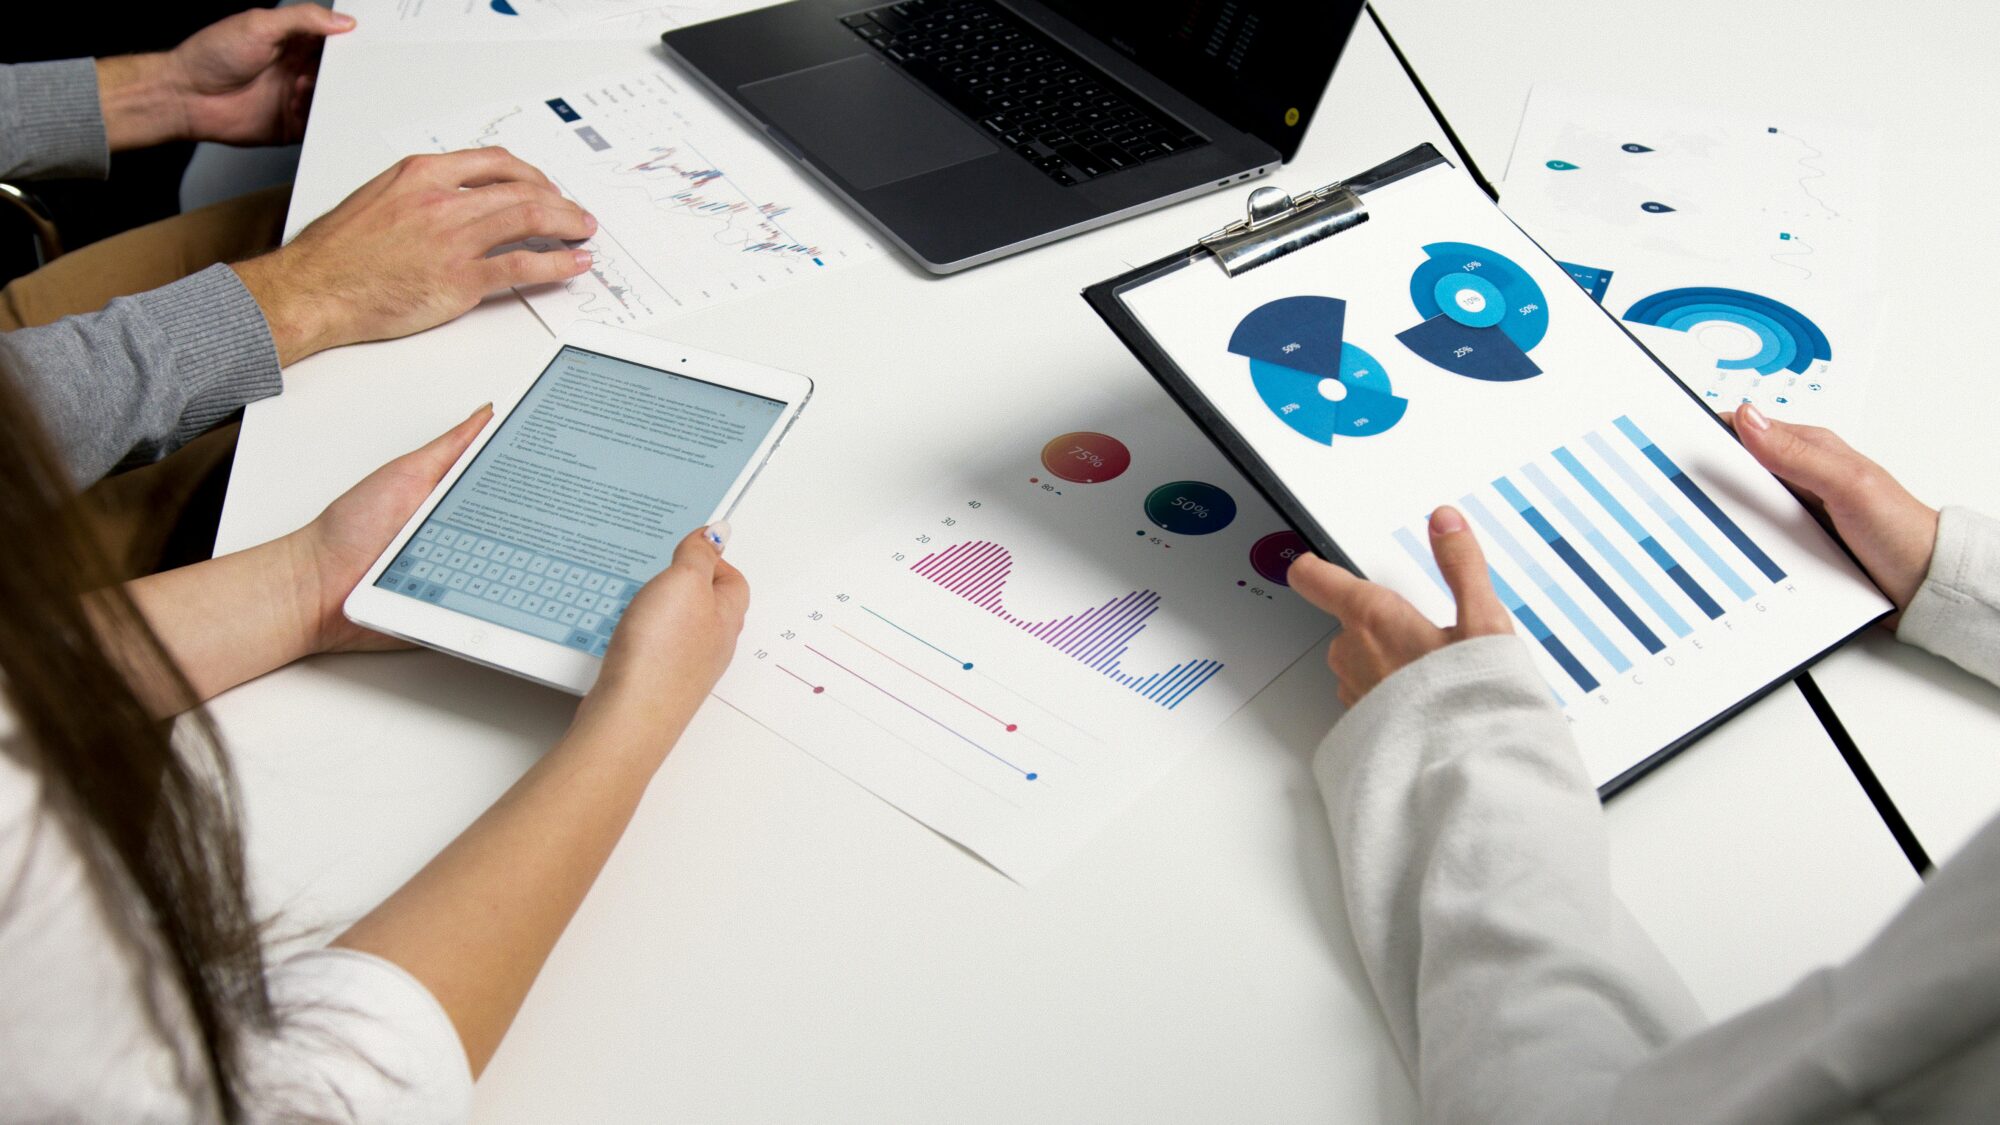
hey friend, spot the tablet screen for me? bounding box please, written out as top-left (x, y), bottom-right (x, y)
top-left (374, 345), bottom-right (788, 655)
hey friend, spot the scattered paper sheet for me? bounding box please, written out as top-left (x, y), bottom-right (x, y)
top-left (337, 0), bottom-right (733, 42)
top-left (1499, 86), bottom-right (1882, 430)
top-left (385, 71), bottom-right (880, 332)
top-left (714, 397), bottom-right (1335, 884)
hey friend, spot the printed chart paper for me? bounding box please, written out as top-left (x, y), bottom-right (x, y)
top-left (714, 399), bottom-right (1336, 884)
top-left (1116, 162), bottom-right (1889, 788)
top-left (386, 71), bottom-right (880, 331)
top-left (1498, 87), bottom-right (1883, 429)
top-left (338, 0), bottom-right (732, 41)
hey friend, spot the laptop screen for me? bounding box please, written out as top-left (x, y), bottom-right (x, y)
top-left (1040, 0), bottom-right (1363, 163)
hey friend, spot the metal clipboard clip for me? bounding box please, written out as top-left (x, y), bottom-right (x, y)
top-left (1197, 182), bottom-right (1368, 277)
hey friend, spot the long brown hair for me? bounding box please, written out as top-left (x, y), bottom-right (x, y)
top-left (0, 351), bottom-right (270, 1117)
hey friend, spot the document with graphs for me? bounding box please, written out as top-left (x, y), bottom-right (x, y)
top-left (1091, 147), bottom-right (1889, 792)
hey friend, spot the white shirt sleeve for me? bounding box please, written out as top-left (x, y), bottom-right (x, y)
top-left (1313, 634), bottom-right (1705, 1125)
top-left (243, 948), bottom-right (473, 1124)
top-left (1314, 506), bottom-right (2000, 1124)
top-left (1898, 506), bottom-right (2000, 684)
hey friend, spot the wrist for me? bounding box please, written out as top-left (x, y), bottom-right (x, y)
top-left (571, 675), bottom-right (703, 763)
top-left (272, 526), bottom-right (339, 660)
top-left (95, 54), bottom-right (190, 151)
top-left (233, 251), bottom-right (336, 365)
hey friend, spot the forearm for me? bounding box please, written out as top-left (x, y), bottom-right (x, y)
top-left (332, 696), bottom-right (699, 1075)
top-left (115, 535), bottom-right (318, 714)
top-left (94, 54), bottom-right (189, 152)
top-left (1317, 636), bottom-right (1704, 1124)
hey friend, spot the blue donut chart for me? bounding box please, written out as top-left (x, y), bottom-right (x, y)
top-left (1229, 296), bottom-right (1408, 443)
top-left (1622, 287), bottom-right (1830, 376)
top-left (1398, 242), bottom-right (1549, 381)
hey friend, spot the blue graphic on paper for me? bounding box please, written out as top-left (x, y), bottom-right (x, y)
top-left (1622, 287), bottom-right (1831, 376)
top-left (1558, 261), bottom-right (1614, 303)
top-left (1396, 242), bottom-right (1549, 381)
top-left (1229, 296), bottom-right (1408, 442)
top-left (1641, 201), bottom-right (1676, 213)
top-left (1622, 142), bottom-right (1654, 153)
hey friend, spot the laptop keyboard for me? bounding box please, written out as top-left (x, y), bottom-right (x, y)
top-left (382, 522), bottom-right (635, 656)
top-left (841, 0), bottom-right (1207, 186)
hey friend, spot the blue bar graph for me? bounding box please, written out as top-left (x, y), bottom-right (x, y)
top-left (1585, 431), bottom-right (1755, 600)
top-left (1615, 416), bottom-right (1788, 583)
top-left (1462, 493), bottom-right (1631, 674)
top-left (1395, 527), bottom-right (1589, 694)
top-left (1521, 462), bottom-right (1691, 638)
top-left (1389, 416), bottom-right (1789, 709)
top-left (1494, 475), bottom-right (1664, 654)
top-left (1553, 446), bottom-right (1724, 620)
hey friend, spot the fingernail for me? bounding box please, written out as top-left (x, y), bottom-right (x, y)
top-left (475, 400), bottom-right (494, 415)
top-left (1738, 403), bottom-right (1771, 432)
top-left (334, 12), bottom-right (356, 28)
top-left (584, 211), bottom-right (598, 232)
top-left (705, 520), bottom-right (732, 553)
top-left (1429, 506), bottom-right (1467, 536)
top-left (572, 249), bottom-right (593, 269)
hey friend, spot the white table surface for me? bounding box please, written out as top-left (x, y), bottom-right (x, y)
top-left (208, 4), bottom-right (1959, 1118)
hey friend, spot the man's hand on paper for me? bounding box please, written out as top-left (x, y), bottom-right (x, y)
top-left (233, 147), bottom-right (598, 365)
top-left (1290, 506), bottom-right (1515, 707)
top-left (1730, 405), bottom-right (1939, 624)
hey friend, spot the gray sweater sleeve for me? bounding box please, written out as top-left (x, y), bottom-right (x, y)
top-left (1316, 507), bottom-right (2000, 1124)
top-left (0, 264), bottom-right (282, 485)
top-left (0, 60), bottom-right (110, 180)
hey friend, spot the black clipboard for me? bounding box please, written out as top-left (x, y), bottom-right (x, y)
top-left (1079, 143), bottom-right (1890, 798)
top-left (1082, 144), bottom-right (1451, 578)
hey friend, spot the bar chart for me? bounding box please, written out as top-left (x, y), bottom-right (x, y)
top-left (1396, 414), bottom-right (1791, 701)
top-left (909, 540), bottom-right (1225, 710)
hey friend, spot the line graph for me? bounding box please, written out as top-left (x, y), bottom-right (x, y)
top-left (384, 70), bottom-right (878, 331)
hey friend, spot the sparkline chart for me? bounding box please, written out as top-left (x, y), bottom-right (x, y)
top-left (713, 405), bottom-right (1334, 882)
top-left (386, 71), bottom-right (879, 330)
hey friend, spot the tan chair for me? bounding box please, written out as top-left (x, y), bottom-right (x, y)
top-left (0, 180), bottom-right (64, 267)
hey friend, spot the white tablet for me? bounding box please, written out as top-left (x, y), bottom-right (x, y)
top-left (344, 322), bottom-right (812, 694)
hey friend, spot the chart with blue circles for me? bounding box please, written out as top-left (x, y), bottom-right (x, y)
top-left (1396, 242), bottom-right (1551, 382)
top-left (1227, 295), bottom-right (1410, 443)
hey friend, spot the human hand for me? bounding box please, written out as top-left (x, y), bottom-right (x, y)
top-left (1731, 404), bottom-right (1938, 622)
top-left (1289, 506), bottom-right (1513, 707)
top-left (232, 148), bottom-right (596, 364)
top-left (96, 5), bottom-right (356, 151)
top-left (575, 526), bottom-right (751, 736)
top-left (283, 404), bottom-right (494, 654)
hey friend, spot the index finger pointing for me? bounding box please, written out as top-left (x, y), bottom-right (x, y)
top-left (1287, 553), bottom-right (1372, 619)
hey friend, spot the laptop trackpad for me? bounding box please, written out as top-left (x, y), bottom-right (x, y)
top-left (739, 55), bottom-right (995, 191)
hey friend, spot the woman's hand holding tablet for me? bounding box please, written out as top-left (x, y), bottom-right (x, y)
top-left (342, 323), bottom-right (813, 694)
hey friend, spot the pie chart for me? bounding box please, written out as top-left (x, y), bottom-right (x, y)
top-left (1227, 295), bottom-right (1408, 443)
top-left (1396, 242), bottom-right (1548, 381)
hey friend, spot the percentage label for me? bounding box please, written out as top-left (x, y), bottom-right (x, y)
top-left (1039, 431), bottom-right (1132, 484)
